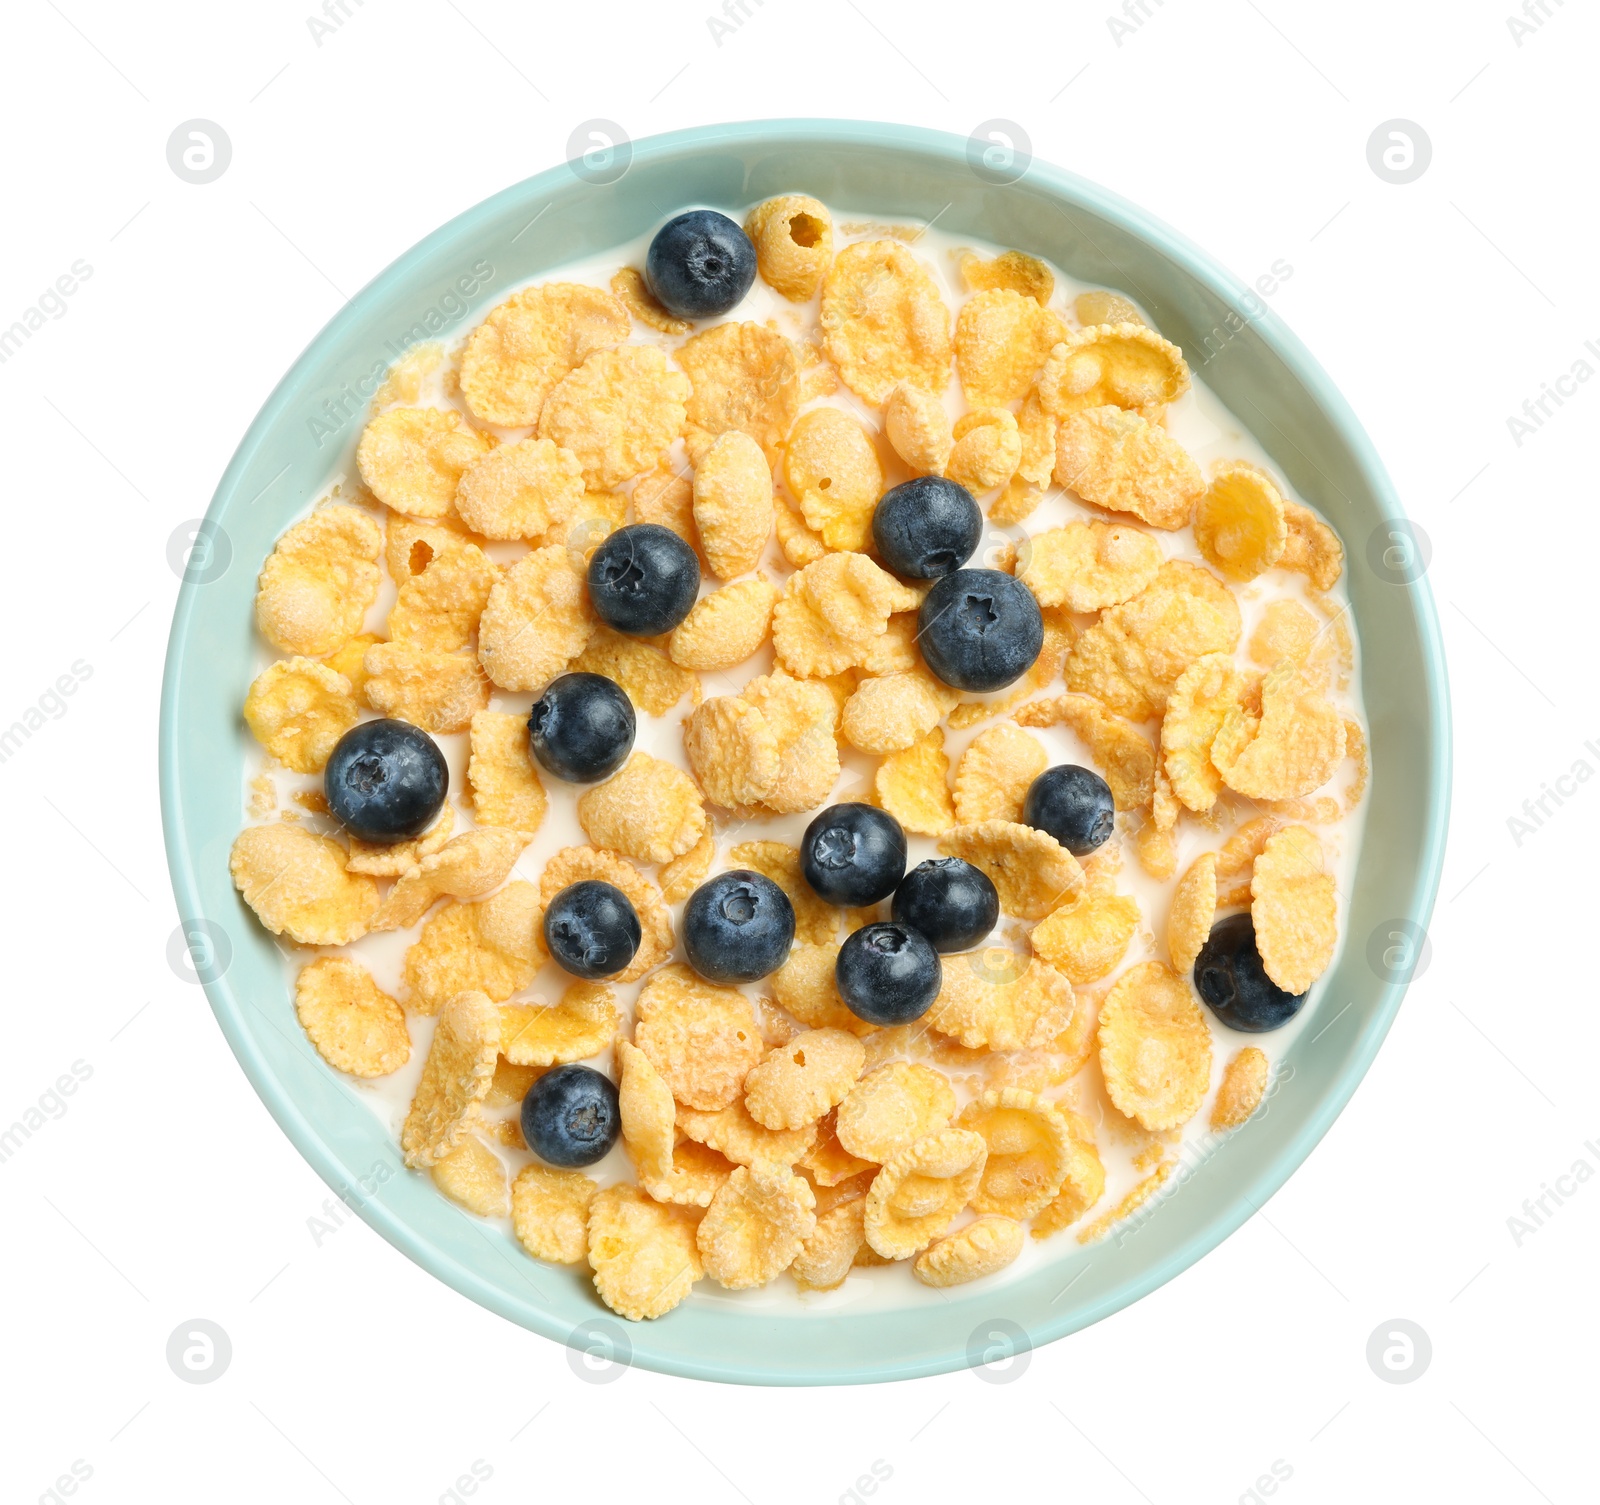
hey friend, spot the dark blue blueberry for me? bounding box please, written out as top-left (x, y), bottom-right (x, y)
top-left (683, 870), bottom-right (795, 984)
top-left (587, 523), bottom-right (701, 636)
top-left (891, 857), bottom-right (999, 954)
top-left (323, 718), bottom-right (447, 843)
top-left (521, 1064), bottom-right (620, 1168)
top-left (528, 672), bottom-right (635, 783)
top-left (871, 476), bottom-right (982, 580)
top-left (917, 568), bottom-right (1044, 692)
top-left (543, 880), bottom-right (641, 980)
top-left (836, 922), bottom-right (942, 1025)
top-left (801, 804), bottom-right (907, 908)
top-left (645, 210), bottom-right (756, 320)
top-left (1194, 913), bottom-right (1308, 1033)
top-left (1023, 765), bottom-right (1116, 856)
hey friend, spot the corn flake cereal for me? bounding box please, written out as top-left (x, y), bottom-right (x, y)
top-left (938, 820), bottom-right (1083, 921)
top-left (634, 964), bottom-right (762, 1111)
top-left (775, 493), bottom-right (827, 568)
top-left (669, 578), bottom-right (777, 672)
top-left (783, 406), bottom-right (883, 552)
top-left (230, 822), bottom-right (378, 946)
top-left (843, 669), bottom-right (959, 755)
top-left (659, 830), bottom-right (715, 904)
top-left (698, 1162), bottom-right (816, 1289)
top-left (744, 1029), bottom-right (866, 1131)
top-left (1168, 852), bottom-right (1217, 975)
top-left (883, 380), bottom-right (953, 475)
top-left (729, 841), bottom-right (838, 946)
top-left (386, 541), bottom-right (499, 653)
top-left (347, 808), bottom-right (455, 878)
top-left (537, 846), bottom-right (672, 983)
top-left (875, 729), bottom-right (956, 835)
top-left (772, 552), bottom-right (916, 678)
top-left (820, 239), bottom-right (952, 404)
top-left (632, 465), bottom-right (702, 561)
top-left (792, 1198), bottom-right (867, 1290)
top-left (864, 1128), bottom-right (986, 1259)
top-left (1249, 598), bottom-right (1321, 670)
top-left (256, 505), bottom-right (382, 657)
top-left (1250, 826), bottom-right (1336, 994)
top-left (467, 710), bottom-right (547, 833)
top-left (914, 1214), bottom-right (1024, 1287)
top-left (956, 1087), bottom-right (1076, 1220)
top-left (676, 1099), bottom-right (818, 1168)
top-left (1054, 405), bottom-right (1204, 530)
top-left (616, 1037), bottom-right (676, 1179)
top-left (356, 406), bottom-right (491, 520)
top-left (459, 281), bottom-right (630, 428)
top-left (294, 956), bottom-right (409, 1077)
top-left (1281, 500), bottom-right (1344, 590)
top-left (1160, 653), bottom-right (1247, 812)
top-left (1097, 962), bottom-right (1211, 1131)
top-left (577, 751), bottom-right (706, 863)
top-left (587, 1183), bottom-right (703, 1321)
top-left (683, 695), bottom-right (780, 809)
top-left (1038, 323), bottom-right (1190, 420)
top-left (572, 628), bottom-right (696, 719)
top-left (1031, 888), bottom-right (1139, 984)
top-left (772, 941), bottom-right (865, 1035)
top-left (243, 658), bottom-right (359, 773)
top-left (955, 289), bottom-right (1068, 407)
top-left (800, 1109), bottom-right (877, 1187)
top-left (454, 438), bottom-right (584, 541)
top-left (370, 826), bottom-right (529, 931)
top-left (954, 724), bottom-right (1048, 824)
top-left (1212, 662), bottom-right (1346, 801)
top-left (402, 884), bottom-right (541, 1014)
top-left (1212, 1047), bottom-right (1269, 1130)
top-left (689, 429), bottom-right (773, 580)
top-left (1194, 461), bottom-right (1288, 581)
top-left (539, 344), bottom-right (689, 490)
top-left (745, 195), bottom-right (833, 300)
top-left (929, 951), bottom-right (1077, 1052)
top-left (1077, 1160), bottom-right (1173, 1244)
top-left (946, 408), bottom-right (1022, 494)
top-left (502, 979), bottom-right (618, 1067)
top-left (1017, 520), bottom-right (1163, 612)
top-left (1032, 1113), bottom-right (1106, 1237)
top-left (677, 319), bottom-right (800, 464)
top-left (400, 989), bottom-right (500, 1168)
top-left (477, 545), bottom-right (595, 693)
top-left (512, 1164), bottom-right (597, 1264)
top-left (960, 249), bottom-right (1053, 304)
top-left (363, 641), bottom-right (490, 733)
top-left (610, 266), bottom-right (691, 335)
top-left (431, 1134), bottom-right (510, 1218)
top-left (738, 672), bottom-right (841, 815)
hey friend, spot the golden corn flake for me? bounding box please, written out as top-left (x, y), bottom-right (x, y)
top-left (1031, 888), bottom-right (1139, 984)
top-left (883, 380), bottom-right (953, 476)
top-left (1281, 500), bottom-right (1344, 590)
top-left (571, 628), bottom-right (695, 720)
top-left (820, 239), bottom-right (952, 404)
top-left (486, 1053), bottom-right (539, 1108)
top-left (386, 541), bottom-right (499, 653)
top-left (1018, 520), bottom-right (1163, 613)
top-left (1212, 662), bottom-right (1346, 801)
top-left (476, 545), bottom-right (595, 693)
top-left (363, 641), bottom-right (490, 734)
top-left (946, 408), bottom-right (1022, 494)
top-left (1074, 290), bottom-right (1142, 326)
top-left (955, 289), bottom-right (1068, 408)
top-left (772, 941), bottom-right (864, 1035)
top-left (1135, 820), bottom-right (1179, 881)
top-left (800, 1108), bottom-right (877, 1187)
top-left (1064, 560), bottom-right (1242, 722)
top-left (1160, 652), bottom-right (1247, 812)
top-left (729, 840), bottom-right (838, 946)
top-left (659, 830), bottom-right (715, 904)
top-left (512, 1164), bottom-right (597, 1264)
top-left (369, 826), bottom-right (530, 931)
top-left (855, 612), bottom-right (919, 677)
top-left (356, 407), bottom-right (491, 521)
top-left (1037, 323), bottom-right (1190, 420)
top-left (1248, 599), bottom-right (1321, 671)
top-left (322, 632), bottom-right (382, 706)
top-left (691, 429), bottom-right (774, 580)
top-left (677, 319), bottom-right (800, 463)
top-left (1168, 852), bottom-right (1217, 975)
top-left (537, 846), bottom-right (672, 983)
top-left (698, 1161), bottom-right (816, 1290)
top-left (775, 492), bottom-right (827, 568)
top-left (587, 1183), bottom-right (703, 1321)
top-left (632, 465), bottom-right (701, 562)
top-left (657, 1140), bottom-right (738, 1210)
top-left (938, 821), bottom-right (1083, 921)
top-left (454, 438), bottom-right (583, 541)
top-left (467, 710), bottom-right (547, 833)
top-left (792, 1198), bottom-right (867, 1291)
top-left (502, 979), bottom-right (618, 1067)
top-left (615, 1037), bottom-right (675, 1180)
top-left (431, 1134), bottom-right (510, 1218)
top-left (1194, 462), bottom-right (1288, 582)
top-left (402, 883), bottom-right (542, 1014)
top-left (256, 505), bottom-right (382, 658)
top-left (346, 806), bottom-right (454, 877)
top-left (746, 195), bottom-right (834, 301)
top-left (230, 821), bottom-right (378, 946)
top-left (1014, 694), bottom-right (1156, 811)
top-left (294, 956), bottom-right (409, 1077)
top-left (1251, 825), bottom-right (1336, 994)
top-left (1217, 816), bottom-right (1282, 881)
top-left (1054, 405), bottom-right (1203, 530)
top-left (546, 487), bottom-right (628, 561)
top-left (914, 1214), bottom-right (1024, 1287)
top-left (1097, 961), bottom-right (1211, 1132)
top-left (953, 724), bottom-right (1048, 825)
top-left (634, 964), bottom-right (762, 1111)
top-left (875, 729), bottom-right (955, 836)
top-left (577, 751), bottom-right (706, 864)
top-left (772, 551), bottom-right (916, 678)
top-left (243, 658), bottom-right (359, 774)
top-left (400, 989), bottom-right (500, 1168)
top-left (540, 344), bottom-right (690, 490)
top-left (929, 951), bottom-right (1077, 1052)
top-left (459, 281), bottom-right (630, 428)
top-left (744, 1029), bottom-right (866, 1131)
top-left (1077, 1160), bottom-right (1173, 1245)
top-left (961, 249), bottom-right (1053, 304)
top-left (384, 513), bottom-right (474, 584)
top-left (835, 1062), bottom-right (956, 1163)
top-left (842, 669), bottom-right (959, 756)
top-left (783, 406), bottom-right (883, 552)
top-left (683, 695), bottom-right (780, 809)
top-left (609, 266), bottom-right (691, 335)
top-left (864, 1128), bottom-right (986, 1259)
top-left (1031, 1113), bottom-right (1106, 1237)
top-left (957, 1087), bottom-right (1076, 1220)
top-left (1212, 1046), bottom-right (1269, 1130)
top-left (676, 1098), bottom-right (818, 1168)
top-left (668, 578), bottom-right (776, 673)
top-left (738, 673), bottom-right (842, 817)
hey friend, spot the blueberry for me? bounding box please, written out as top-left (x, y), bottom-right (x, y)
top-left (871, 476), bottom-right (982, 580)
top-left (683, 870), bottom-right (795, 984)
top-left (836, 922), bottom-right (942, 1025)
top-left (543, 880), bottom-right (641, 979)
top-left (521, 1064), bottom-right (620, 1168)
top-left (528, 672), bottom-right (635, 783)
top-left (1023, 765), bottom-right (1116, 856)
top-left (917, 569), bottom-right (1044, 692)
top-left (587, 523), bottom-right (700, 637)
top-left (800, 804), bottom-right (907, 907)
top-left (891, 858), bottom-right (999, 953)
top-left (1194, 913), bottom-right (1308, 1033)
top-left (323, 718), bottom-right (447, 843)
top-left (645, 210), bottom-right (757, 320)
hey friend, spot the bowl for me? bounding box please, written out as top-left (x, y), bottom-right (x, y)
top-left (160, 119), bottom-right (1450, 1385)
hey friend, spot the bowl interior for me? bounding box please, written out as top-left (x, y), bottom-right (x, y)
top-left (161, 120), bottom-right (1448, 1385)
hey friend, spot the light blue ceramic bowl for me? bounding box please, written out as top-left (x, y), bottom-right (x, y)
top-left (160, 120), bottom-right (1449, 1385)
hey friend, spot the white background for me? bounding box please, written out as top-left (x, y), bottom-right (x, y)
top-left (2, 1), bottom-right (1594, 1501)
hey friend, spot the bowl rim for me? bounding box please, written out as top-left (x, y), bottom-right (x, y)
top-left (161, 118), bottom-right (1451, 1385)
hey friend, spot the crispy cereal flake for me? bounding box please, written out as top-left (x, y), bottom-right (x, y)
top-left (676, 1099), bottom-right (818, 1167)
top-left (400, 989), bottom-right (500, 1168)
top-left (938, 821), bottom-right (1083, 921)
top-left (363, 641), bottom-right (490, 733)
top-left (820, 239), bottom-right (952, 404)
top-left (864, 1129), bottom-right (986, 1259)
top-left (1161, 652), bottom-right (1247, 812)
top-left (659, 830), bottom-right (715, 903)
top-left (632, 465), bottom-right (701, 561)
top-left (356, 406), bottom-right (491, 520)
top-left (946, 408), bottom-right (1022, 494)
top-left (772, 941), bottom-right (864, 1035)
top-left (739, 672), bottom-right (842, 815)
top-left (573, 626), bottom-right (698, 717)
top-left (431, 1135), bottom-right (510, 1218)
top-left (230, 822), bottom-right (378, 946)
top-left (1037, 323), bottom-right (1190, 420)
top-left (842, 669), bottom-right (959, 755)
top-left (1015, 694), bottom-right (1156, 811)
top-left (1212, 1047), bottom-right (1269, 1130)
top-left (883, 380), bottom-right (953, 476)
top-left (745, 196), bottom-right (833, 301)
top-left (1250, 825), bottom-right (1336, 994)
top-left (386, 541), bottom-right (499, 652)
top-left (953, 724), bottom-right (1048, 824)
top-left (875, 729), bottom-right (956, 835)
top-left (928, 952), bottom-right (1076, 1051)
top-left (1194, 462), bottom-right (1288, 581)
top-left (669, 577), bottom-right (778, 672)
top-left (683, 695), bottom-right (780, 809)
top-left (610, 266), bottom-right (691, 335)
top-left (772, 552), bottom-right (917, 678)
top-left (369, 826), bottom-right (529, 931)
top-left (634, 964), bottom-right (762, 1111)
top-left (243, 658), bottom-right (359, 773)
top-left (402, 883), bottom-right (541, 1015)
top-left (1054, 405), bottom-right (1204, 530)
top-left (955, 289), bottom-right (1068, 407)
top-left (1212, 662), bottom-right (1346, 801)
top-left (512, 1164), bottom-right (597, 1264)
top-left (1167, 852), bottom-right (1217, 974)
top-left (1017, 520), bottom-right (1163, 613)
top-left (961, 249), bottom-right (1053, 304)
top-left (1097, 962), bottom-right (1211, 1132)
top-left (792, 1198), bottom-right (867, 1291)
top-left (677, 319), bottom-right (799, 463)
top-left (501, 979), bottom-right (618, 1067)
top-left (914, 1215), bottom-right (1024, 1287)
top-left (477, 545), bottom-right (595, 693)
top-left (698, 1162), bottom-right (816, 1290)
top-left (578, 751), bottom-right (706, 863)
top-left (467, 710), bottom-right (547, 833)
top-left (955, 1087), bottom-right (1076, 1220)
top-left (1281, 500), bottom-right (1344, 590)
top-left (587, 1184), bottom-right (703, 1321)
top-left (539, 344), bottom-right (689, 490)
top-left (1031, 888), bottom-right (1139, 984)
top-left (744, 1029), bottom-right (866, 1131)
top-left (783, 406), bottom-right (883, 552)
top-left (692, 429), bottom-right (774, 579)
top-left (294, 956), bottom-right (409, 1077)
top-left (454, 438), bottom-right (584, 541)
top-left (835, 1062), bottom-right (957, 1164)
top-left (256, 506), bottom-right (382, 658)
top-left (1031, 1112), bottom-right (1106, 1237)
